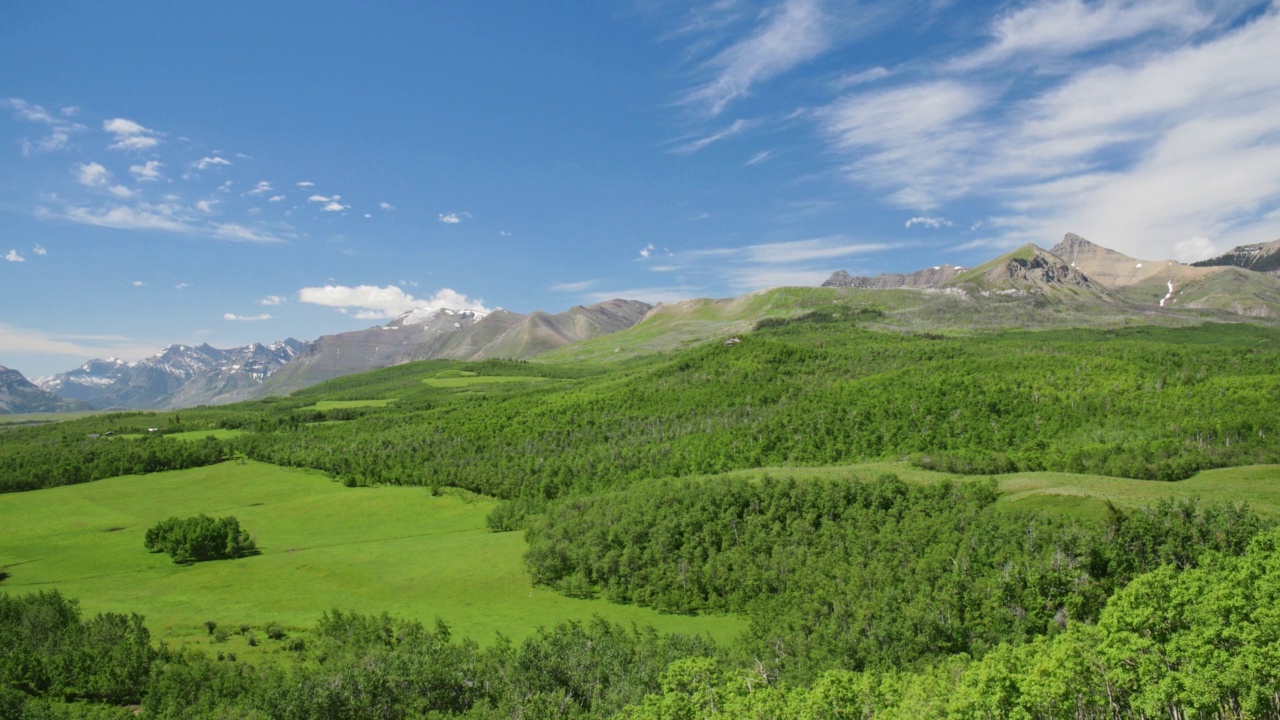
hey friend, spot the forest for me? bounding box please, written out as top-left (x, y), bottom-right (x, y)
top-left (3, 315), bottom-right (1280, 717)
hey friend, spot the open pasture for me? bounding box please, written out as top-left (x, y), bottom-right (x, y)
top-left (0, 461), bottom-right (743, 651)
top-left (690, 461), bottom-right (1280, 521)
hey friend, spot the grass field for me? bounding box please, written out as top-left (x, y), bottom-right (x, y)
top-left (164, 428), bottom-right (247, 441)
top-left (305, 399), bottom-right (397, 410)
top-left (0, 461), bottom-right (743, 656)
top-left (689, 461), bottom-right (1280, 521)
top-left (421, 375), bottom-right (549, 388)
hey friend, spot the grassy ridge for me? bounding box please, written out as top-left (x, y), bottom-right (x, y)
top-left (0, 461), bottom-right (743, 654)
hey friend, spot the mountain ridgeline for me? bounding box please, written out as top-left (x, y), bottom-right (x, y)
top-left (12, 233), bottom-right (1280, 414)
top-left (826, 232), bottom-right (1280, 316)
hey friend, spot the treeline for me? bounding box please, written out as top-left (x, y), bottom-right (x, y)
top-left (618, 525), bottom-right (1280, 720)
top-left (525, 474), bottom-right (1269, 681)
top-left (2, 593), bottom-right (717, 720)
top-left (0, 592), bottom-right (152, 710)
top-left (0, 431), bottom-right (227, 494)
top-left (144, 514), bottom-right (257, 564)
top-left (6, 322), bottom-right (1280, 499)
top-left (6, 522), bottom-right (1280, 719)
top-left (229, 322), bottom-right (1280, 503)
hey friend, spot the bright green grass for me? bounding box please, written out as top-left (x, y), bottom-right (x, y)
top-left (163, 428), bottom-right (246, 441)
top-left (306, 399), bottom-right (397, 410)
top-left (0, 462), bottom-right (742, 654)
top-left (421, 375), bottom-right (549, 388)
top-left (688, 461), bottom-right (1280, 522)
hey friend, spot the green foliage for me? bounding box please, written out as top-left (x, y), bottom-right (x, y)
top-left (218, 322), bottom-right (1280, 505)
top-left (0, 591), bottom-right (153, 706)
top-left (526, 474), bottom-right (1270, 681)
top-left (619, 525), bottom-right (1280, 720)
top-left (0, 429), bottom-right (227, 494)
top-left (143, 514), bottom-right (257, 564)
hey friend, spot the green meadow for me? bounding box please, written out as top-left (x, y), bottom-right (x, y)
top-left (688, 461), bottom-right (1280, 522)
top-left (421, 375), bottom-right (550, 388)
top-left (0, 461), bottom-right (743, 653)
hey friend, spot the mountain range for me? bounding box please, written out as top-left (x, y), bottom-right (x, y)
top-left (6, 233), bottom-right (1280, 414)
top-left (826, 233), bottom-right (1280, 316)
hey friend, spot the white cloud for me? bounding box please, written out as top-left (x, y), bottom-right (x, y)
top-left (63, 203), bottom-right (193, 233)
top-left (193, 156), bottom-right (231, 170)
top-left (74, 162), bottom-right (110, 187)
top-left (108, 184), bottom-right (135, 199)
top-left (4, 249), bottom-right (24, 263)
top-left (322, 201), bottom-right (348, 212)
top-left (297, 181), bottom-right (315, 188)
top-left (129, 160), bottom-right (163, 181)
top-left (905, 216), bottom-right (953, 229)
top-left (223, 313), bottom-right (273, 321)
top-left (248, 180), bottom-right (273, 195)
top-left (551, 279), bottom-right (599, 292)
top-left (268, 195), bottom-right (285, 202)
top-left (213, 222), bottom-right (281, 243)
top-left (438, 212), bottom-right (469, 224)
top-left (32, 245), bottom-right (47, 256)
top-left (951, 0), bottom-right (1210, 71)
top-left (745, 149), bottom-right (774, 166)
top-left (103, 117), bottom-right (161, 151)
top-left (195, 199), bottom-right (218, 214)
top-left (639, 243), bottom-right (656, 258)
top-left (818, 8), bottom-right (1280, 259)
top-left (833, 66), bottom-right (891, 89)
top-left (308, 194), bottom-right (338, 203)
top-left (259, 295), bottom-right (285, 306)
top-left (298, 285), bottom-right (491, 320)
top-left (0, 322), bottom-right (160, 362)
top-left (6, 98), bottom-right (85, 154)
top-left (131, 280), bottom-right (144, 286)
top-left (671, 118), bottom-right (754, 154)
top-left (584, 286), bottom-right (699, 305)
top-left (379, 201), bottom-right (395, 211)
top-left (742, 237), bottom-right (890, 263)
top-left (683, 0), bottom-right (831, 115)
top-left (175, 282), bottom-right (192, 289)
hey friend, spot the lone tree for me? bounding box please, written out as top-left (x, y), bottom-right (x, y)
top-left (144, 514), bottom-right (257, 564)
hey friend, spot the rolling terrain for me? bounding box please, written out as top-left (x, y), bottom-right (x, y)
top-left (5, 237), bottom-right (1280, 718)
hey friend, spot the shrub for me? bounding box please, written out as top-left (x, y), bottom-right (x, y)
top-left (265, 622), bottom-right (286, 640)
top-left (202, 620), bottom-right (217, 636)
top-left (143, 515), bottom-right (256, 564)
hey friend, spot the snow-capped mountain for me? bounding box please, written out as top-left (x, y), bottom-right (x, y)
top-left (0, 365), bottom-right (90, 414)
top-left (37, 339), bottom-right (305, 410)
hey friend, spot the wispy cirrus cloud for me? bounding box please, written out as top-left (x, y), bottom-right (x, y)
top-left (682, 0), bottom-right (832, 116)
top-left (626, 235), bottom-right (891, 295)
top-left (0, 322), bottom-right (161, 363)
top-left (223, 313), bottom-right (272, 321)
top-left (551, 279), bottom-right (598, 292)
top-left (905, 216), bottom-right (952, 229)
top-left (298, 285), bottom-right (490, 320)
top-left (818, 3), bottom-right (1280, 260)
top-left (670, 118), bottom-right (755, 153)
top-left (949, 0), bottom-right (1212, 71)
top-left (213, 222), bottom-right (282, 243)
top-left (4, 98), bottom-right (85, 154)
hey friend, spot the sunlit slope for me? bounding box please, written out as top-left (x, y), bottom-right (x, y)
top-left (0, 461), bottom-right (743, 647)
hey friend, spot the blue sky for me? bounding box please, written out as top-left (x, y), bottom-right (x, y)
top-left (3, 0), bottom-right (1279, 377)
